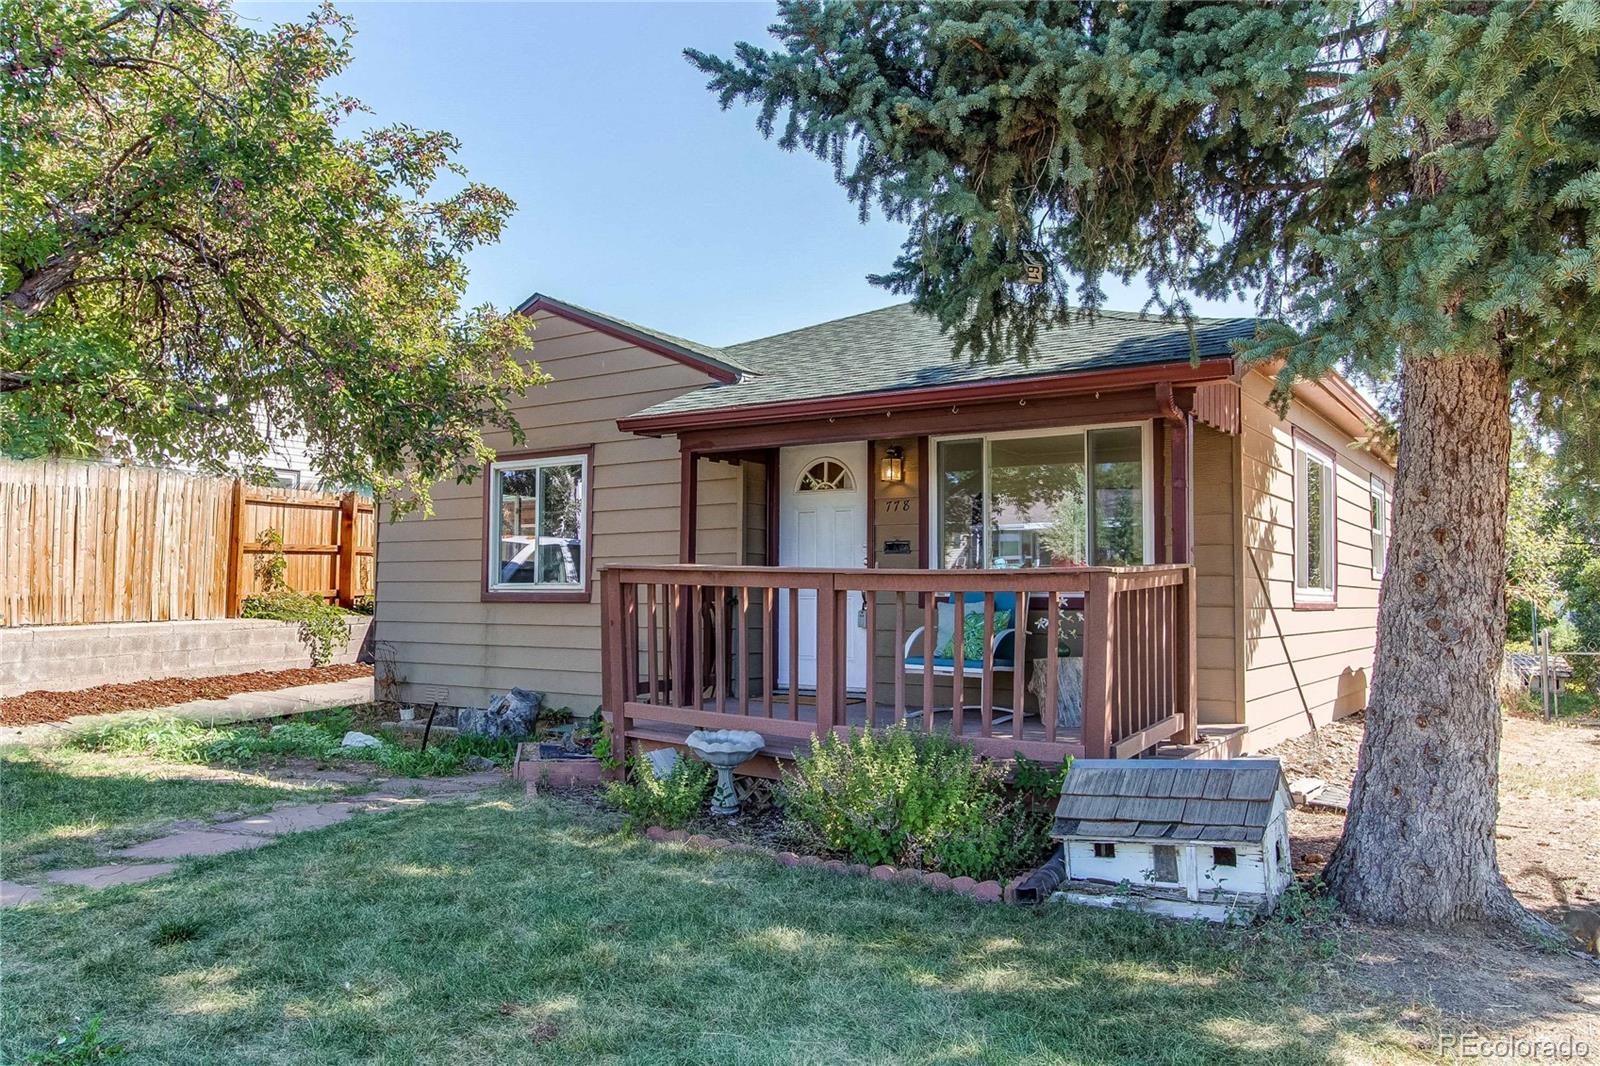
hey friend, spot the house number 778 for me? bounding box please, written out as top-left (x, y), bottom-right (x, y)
top-left (881, 499), bottom-right (913, 512)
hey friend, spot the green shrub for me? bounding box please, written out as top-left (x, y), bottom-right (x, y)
top-left (240, 528), bottom-right (351, 665)
top-left (69, 717), bottom-right (215, 762)
top-left (603, 752), bottom-right (713, 830)
top-left (445, 733), bottom-right (519, 767)
top-left (780, 727), bottom-right (1054, 881)
top-left (373, 744), bottom-right (464, 777)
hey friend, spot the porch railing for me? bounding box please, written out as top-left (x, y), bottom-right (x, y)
top-left (599, 564), bottom-right (1196, 765)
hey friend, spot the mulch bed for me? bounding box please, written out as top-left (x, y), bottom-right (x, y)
top-left (0, 664), bottom-right (374, 727)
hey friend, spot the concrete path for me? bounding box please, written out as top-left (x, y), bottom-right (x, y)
top-left (2, 770), bottom-right (502, 909)
top-left (0, 676), bottom-right (374, 748)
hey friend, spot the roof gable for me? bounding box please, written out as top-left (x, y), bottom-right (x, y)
top-left (516, 293), bottom-right (747, 384)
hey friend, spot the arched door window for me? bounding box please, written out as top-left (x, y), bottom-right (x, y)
top-left (797, 458), bottom-right (855, 493)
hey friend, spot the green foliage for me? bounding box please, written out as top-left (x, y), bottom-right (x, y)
top-left (445, 732), bottom-right (518, 768)
top-left (691, 3), bottom-right (1600, 394)
top-left (1506, 430), bottom-right (1573, 641)
top-left (67, 709), bottom-right (467, 777)
top-left (780, 727), bottom-right (1054, 880)
top-left (1, 1), bottom-right (538, 514)
top-left (240, 528), bottom-right (351, 666)
top-left (603, 752), bottom-right (713, 830)
top-left (25, 1015), bottom-right (124, 1064)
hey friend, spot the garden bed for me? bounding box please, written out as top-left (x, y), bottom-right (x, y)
top-left (0, 664), bottom-right (373, 726)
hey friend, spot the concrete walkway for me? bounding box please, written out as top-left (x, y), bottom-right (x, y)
top-left (0, 676), bottom-right (375, 748)
top-left (0, 769), bottom-right (502, 908)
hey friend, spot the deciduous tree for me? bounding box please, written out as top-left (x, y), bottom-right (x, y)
top-left (2, 0), bottom-right (537, 511)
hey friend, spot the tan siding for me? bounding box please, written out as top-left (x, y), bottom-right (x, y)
top-left (1238, 369), bottom-right (1395, 750)
top-left (1191, 424), bottom-right (1241, 725)
top-left (374, 310), bottom-right (727, 711)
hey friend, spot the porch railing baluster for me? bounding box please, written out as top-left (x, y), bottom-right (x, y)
top-left (951, 599), bottom-right (964, 739)
top-left (690, 584), bottom-right (703, 711)
top-left (1011, 589), bottom-right (1028, 740)
top-left (894, 591), bottom-right (907, 725)
top-left (921, 594), bottom-right (935, 734)
top-left (980, 592), bottom-right (995, 737)
top-left (1043, 591), bottom-right (1059, 744)
top-left (645, 582), bottom-right (659, 705)
top-left (863, 592), bottom-right (877, 728)
top-left (762, 586), bottom-right (775, 719)
top-left (738, 586), bottom-right (751, 717)
top-left (714, 584), bottom-right (727, 712)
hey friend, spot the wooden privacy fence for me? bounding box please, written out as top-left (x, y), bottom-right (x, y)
top-left (0, 460), bottom-right (374, 627)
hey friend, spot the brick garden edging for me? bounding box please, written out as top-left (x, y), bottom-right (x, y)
top-left (642, 826), bottom-right (1010, 904)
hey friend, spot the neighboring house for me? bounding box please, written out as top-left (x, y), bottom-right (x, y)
top-left (375, 294), bottom-right (1395, 765)
top-left (1051, 759), bottom-right (1295, 921)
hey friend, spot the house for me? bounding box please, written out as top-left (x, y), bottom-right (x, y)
top-left (374, 293), bottom-right (1395, 768)
top-left (1050, 758), bottom-right (1295, 921)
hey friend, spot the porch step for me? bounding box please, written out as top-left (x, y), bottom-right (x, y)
top-left (1148, 725), bottom-right (1247, 761)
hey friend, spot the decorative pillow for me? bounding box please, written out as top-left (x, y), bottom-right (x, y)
top-left (934, 609), bottom-right (1012, 662)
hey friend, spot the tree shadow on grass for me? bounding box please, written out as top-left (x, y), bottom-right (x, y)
top-left (2, 793), bottom-right (1434, 1065)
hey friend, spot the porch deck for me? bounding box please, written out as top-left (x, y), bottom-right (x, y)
top-left (601, 564), bottom-right (1196, 767)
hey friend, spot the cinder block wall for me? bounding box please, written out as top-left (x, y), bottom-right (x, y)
top-left (0, 618), bottom-right (372, 698)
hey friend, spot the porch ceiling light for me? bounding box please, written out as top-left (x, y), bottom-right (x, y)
top-left (880, 445), bottom-right (906, 484)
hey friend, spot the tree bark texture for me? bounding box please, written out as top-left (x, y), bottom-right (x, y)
top-left (1325, 352), bottom-right (1520, 924)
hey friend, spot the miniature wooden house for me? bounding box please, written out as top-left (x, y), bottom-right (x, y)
top-left (1051, 759), bottom-right (1294, 922)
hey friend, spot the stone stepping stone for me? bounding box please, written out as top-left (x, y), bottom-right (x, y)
top-left (211, 802), bottom-right (360, 837)
top-left (1, 881), bottom-right (43, 907)
top-left (113, 829), bottom-right (271, 860)
top-left (45, 863), bottom-right (176, 888)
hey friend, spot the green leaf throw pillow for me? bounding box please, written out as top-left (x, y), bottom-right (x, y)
top-left (934, 609), bottom-right (1012, 663)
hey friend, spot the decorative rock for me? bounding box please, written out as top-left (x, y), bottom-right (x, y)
top-left (949, 876), bottom-right (979, 896)
top-left (457, 687), bottom-right (544, 740)
top-left (663, 830), bottom-right (689, 843)
top-left (924, 872), bottom-right (952, 892)
top-left (687, 834), bottom-right (714, 848)
top-left (974, 880), bottom-right (1004, 903)
top-left (822, 860), bottom-right (848, 874)
top-left (710, 838), bottom-right (732, 849)
top-left (462, 754), bottom-right (498, 771)
top-left (645, 826), bottom-right (669, 841)
top-left (846, 864), bottom-right (870, 878)
top-left (796, 854), bottom-right (823, 868)
top-left (775, 851), bottom-right (801, 867)
top-left (870, 865), bottom-right (897, 882)
top-left (895, 868), bottom-right (923, 884)
top-left (340, 731), bottom-right (382, 749)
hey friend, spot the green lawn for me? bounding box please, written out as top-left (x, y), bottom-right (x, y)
top-left (1, 791), bottom-right (1433, 1065)
top-left (0, 746), bottom-right (360, 874)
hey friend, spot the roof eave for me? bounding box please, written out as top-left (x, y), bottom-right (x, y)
top-left (618, 356), bottom-right (1236, 437)
top-left (516, 293), bottom-right (742, 385)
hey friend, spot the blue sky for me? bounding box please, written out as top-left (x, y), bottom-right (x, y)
top-left (241, 2), bottom-right (1257, 347)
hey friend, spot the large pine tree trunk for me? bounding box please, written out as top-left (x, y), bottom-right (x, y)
top-left (1324, 352), bottom-right (1522, 924)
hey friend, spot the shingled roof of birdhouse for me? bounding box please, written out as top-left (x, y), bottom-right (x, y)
top-left (1052, 759), bottom-right (1289, 843)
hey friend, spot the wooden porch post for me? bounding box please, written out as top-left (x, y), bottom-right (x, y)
top-left (679, 448), bottom-right (698, 564)
top-left (675, 448), bottom-right (698, 702)
top-left (1152, 420), bottom-right (1168, 564)
top-left (1169, 415), bottom-right (1193, 564)
top-left (1176, 564), bottom-right (1198, 745)
top-left (601, 568), bottom-right (630, 777)
top-left (1081, 570), bottom-right (1115, 758)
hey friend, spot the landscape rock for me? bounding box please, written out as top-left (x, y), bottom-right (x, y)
top-left (924, 872), bottom-right (952, 892)
top-left (457, 687), bottom-right (543, 740)
top-left (463, 755), bottom-right (498, 771)
top-left (663, 830), bottom-right (689, 843)
top-left (822, 860), bottom-right (847, 874)
top-left (645, 826), bottom-right (669, 841)
top-left (870, 865), bottom-right (897, 881)
top-left (974, 881), bottom-right (1003, 903)
top-left (775, 851), bottom-right (801, 867)
top-left (846, 864), bottom-right (870, 877)
top-left (949, 876), bottom-right (979, 896)
top-left (340, 731), bottom-right (382, 749)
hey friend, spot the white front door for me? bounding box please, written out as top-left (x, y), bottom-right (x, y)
top-left (778, 443), bottom-right (868, 692)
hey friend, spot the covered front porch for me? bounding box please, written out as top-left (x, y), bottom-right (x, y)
top-left (604, 349), bottom-right (1241, 768)
top-left (600, 562), bottom-right (1196, 769)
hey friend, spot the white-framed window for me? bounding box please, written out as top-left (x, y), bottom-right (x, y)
top-left (1294, 435), bottom-right (1337, 605)
top-left (931, 423), bottom-right (1154, 569)
top-left (1369, 474), bottom-right (1390, 579)
top-left (486, 451), bottom-right (589, 594)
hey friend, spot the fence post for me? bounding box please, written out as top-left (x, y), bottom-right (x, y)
top-left (225, 479), bottom-right (247, 617)
top-left (814, 574), bottom-right (839, 735)
top-left (336, 492), bottom-right (358, 607)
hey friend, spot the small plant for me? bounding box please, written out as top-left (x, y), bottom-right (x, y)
top-left (69, 717), bottom-right (214, 762)
top-left (27, 1015), bottom-right (125, 1063)
top-left (445, 733), bottom-right (519, 767)
top-left (780, 727), bottom-right (1052, 880)
top-left (240, 527), bottom-right (352, 666)
top-left (603, 751), bottom-right (713, 830)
